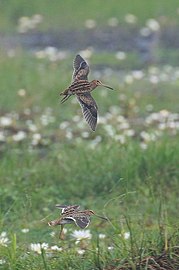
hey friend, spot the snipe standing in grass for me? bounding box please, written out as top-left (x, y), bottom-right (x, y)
top-left (60, 54), bottom-right (114, 131)
top-left (48, 204), bottom-right (107, 239)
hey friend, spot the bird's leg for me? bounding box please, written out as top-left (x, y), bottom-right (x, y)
top-left (59, 224), bottom-right (65, 240)
top-left (61, 95), bottom-right (70, 104)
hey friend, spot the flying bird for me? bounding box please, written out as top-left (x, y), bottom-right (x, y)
top-left (48, 204), bottom-right (107, 239)
top-left (60, 54), bottom-right (114, 131)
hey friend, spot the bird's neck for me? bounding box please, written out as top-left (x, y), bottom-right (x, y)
top-left (90, 80), bottom-right (98, 90)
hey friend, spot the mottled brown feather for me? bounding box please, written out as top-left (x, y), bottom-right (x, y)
top-left (76, 93), bottom-right (98, 131)
top-left (72, 54), bottom-right (89, 81)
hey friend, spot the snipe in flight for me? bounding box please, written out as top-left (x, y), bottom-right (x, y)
top-left (60, 54), bottom-right (114, 131)
top-left (48, 204), bottom-right (107, 239)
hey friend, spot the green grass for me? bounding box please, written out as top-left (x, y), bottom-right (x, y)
top-left (0, 48), bottom-right (178, 269)
top-left (0, 140), bottom-right (179, 269)
top-left (0, 0), bottom-right (179, 32)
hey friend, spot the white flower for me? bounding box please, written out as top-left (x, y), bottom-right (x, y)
top-left (17, 14), bottom-right (43, 33)
top-left (77, 249), bottom-right (85, 255)
top-left (118, 122), bottom-right (130, 130)
top-left (50, 231), bottom-right (55, 237)
top-left (108, 17), bottom-right (118, 27)
top-left (30, 243), bottom-right (48, 254)
top-left (63, 228), bottom-right (68, 234)
top-left (44, 46), bottom-right (58, 61)
top-left (31, 133), bottom-right (41, 145)
top-left (116, 51), bottom-right (126, 60)
top-left (132, 70), bottom-right (144, 80)
top-left (146, 19), bottom-right (160, 31)
top-left (51, 245), bottom-right (62, 251)
top-left (0, 259), bottom-right (6, 265)
top-left (41, 243), bottom-right (48, 249)
top-left (66, 130), bottom-right (73, 140)
top-left (71, 229), bottom-right (92, 241)
top-left (21, 228), bottom-right (29, 233)
top-left (12, 131), bottom-right (26, 142)
top-left (149, 75), bottom-right (159, 84)
top-left (85, 19), bottom-right (96, 29)
top-left (124, 129), bottom-right (135, 137)
top-left (124, 14), bottom-right (137, 24)
top-left (159, 109), bottom-right (169, 118)
top-left (35, 50), bottom-right (46, 59)
top-left (114, 135), bottom-right (126, 144)
top-left (60, 121), bottom-right (70, 129)
top-left (140, 131), bottom-right (151, 142)
top-left (0, 232), bottom-right (7, 238)
top-left (99, 233), bottom-right (106, 239)
top-left (0, 232), bottom-right (10, 247)
top-left (0, 116), bottom-right (12, 127)
top-left (124, 232), bottom-right (130, 239)
top-left (81, 131), bottom-right (90, 138)
top-left (79, 48), bottom-right (93, 59)
top-left (32, 14), bottom-right (43, 24)
top-left (17, 16), bottom-right (31, 33)
top-left (146, 104), bottom-right (154, 112)
top-left (124, 75), bottom-right (133, 84)
top-left (108, 246), bottom-right (114, 250)
top-left (7, 49), bottom-right (16, 58)
top-left (27, 122), bottom-right (37, 132)
top-left (18, 89), bottom-right (26, 97)
top-left (140, 142), bottom-right (148, 150)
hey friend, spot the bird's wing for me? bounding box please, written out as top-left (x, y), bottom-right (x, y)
top-left (61, 217), bottom-right (76, 224)
top-left (74, 216), bottom-right (90, 229)
top-left (55, 205), bottom-right (80, 214)
top-left (72, 54), bottom-right (90, 81)
top-left (76, 93), bottom-right (98, 131)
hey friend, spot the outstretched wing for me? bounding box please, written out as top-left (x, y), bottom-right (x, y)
top-left (74, 216), bottom-right (91, 229)
top-left (72, 54), bottom-right (90, 81)
top-left (55, 205), bottom-right (80, 214)
top-left (76, 93), bottom-right (98, 131)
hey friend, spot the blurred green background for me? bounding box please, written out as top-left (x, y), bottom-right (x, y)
top-left (0, 1), bottom-right (178, 269)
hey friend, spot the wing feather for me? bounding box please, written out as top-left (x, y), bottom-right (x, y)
top-left (74, 216), bottom-right (90, 229)
top-left (76, 93), bottom-right (98, 131)
top-left (72, 54), bottom-right (89, 81)
top-left (56, 205), bottom-right (80, 214)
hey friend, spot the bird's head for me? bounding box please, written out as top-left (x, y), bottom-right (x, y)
top-left (93, 80), bottom-right (113, 90)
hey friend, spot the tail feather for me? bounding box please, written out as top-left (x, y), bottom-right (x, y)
top-left (60, 95), bottom-right (70, 103)
top-left (60, 91), bottom-right (65, 96)
top-left (60, 87), bottom-right (69, 96)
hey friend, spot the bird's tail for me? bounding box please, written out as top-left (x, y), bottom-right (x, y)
top-left (48, 218), bottom-right (61, 226)
top-left (60, 91), bottom-right (65, 96)
top-left (60, 95), bottom-right (70, 103)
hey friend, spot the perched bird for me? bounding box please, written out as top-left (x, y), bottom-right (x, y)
top-left (60, 54), bottom-right (114, 131)
top-left (48, 204), bottom-right (107, 239)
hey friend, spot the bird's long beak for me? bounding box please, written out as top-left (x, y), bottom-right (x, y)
top-left (101, 83), bottom-right (114, 90)
top-left (94, 213), bottom-right (108, 221)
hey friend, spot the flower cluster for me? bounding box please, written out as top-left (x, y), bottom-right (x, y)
top-left (17, 14), bottom-right (43, 33)
top-left (0, 232), bottom-right (10, 247)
